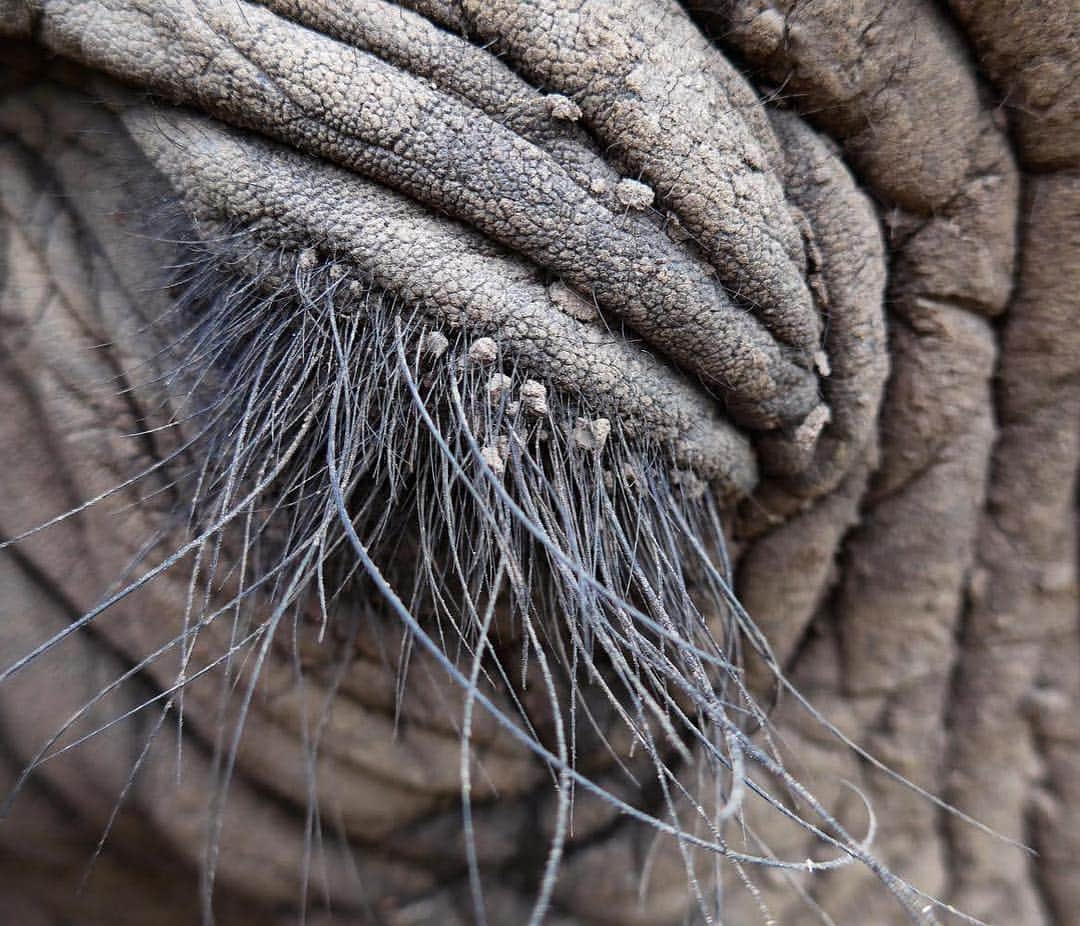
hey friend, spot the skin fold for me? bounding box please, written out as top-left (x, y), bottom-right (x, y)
top-left (0, 1), bottom-right (1077, 924)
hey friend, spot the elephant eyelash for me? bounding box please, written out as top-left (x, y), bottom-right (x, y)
top-left (2, 207), bottom-right (1002, 926)
top-left (137, 231), bottom-right (873, 913)
top-left (0, 0), bottom-right (1037, 918)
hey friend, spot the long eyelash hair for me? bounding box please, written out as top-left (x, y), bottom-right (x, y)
top-left (1, 220), bottom-right (1002, 926)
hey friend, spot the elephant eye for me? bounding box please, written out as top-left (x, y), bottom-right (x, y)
top-left (4, 0), bottom-right (1067, 923)
top-left (0, 0), bottom-right (894, 914)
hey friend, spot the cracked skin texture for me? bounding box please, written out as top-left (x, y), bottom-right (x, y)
top-left (0, 1), bottom-right (1079, 924)
top-left (28, 0), bottom-right (819, 430)
top-left (126, 106), bottom-right (757, 493)
top-left (430, 0), bottom-right (821, 355)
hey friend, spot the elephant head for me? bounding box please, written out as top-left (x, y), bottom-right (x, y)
top-left (0, 1), bottom-right (1077, 924)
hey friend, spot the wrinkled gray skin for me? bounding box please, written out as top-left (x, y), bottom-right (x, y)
top-left (1, 1), bottom-right (1078, 924)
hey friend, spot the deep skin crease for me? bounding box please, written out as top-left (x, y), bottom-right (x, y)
top-left (0, 2), bottom-right (1078, 925)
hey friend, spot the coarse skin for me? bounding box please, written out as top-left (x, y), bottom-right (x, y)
top-left (26, 0), bottom-right (821, 429)
top-left (0, 0), bottom-right (1078, 923)
top-left (413, 0), bottom-right (822, 354)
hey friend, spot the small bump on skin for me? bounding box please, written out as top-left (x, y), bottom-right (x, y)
top-left (519, 379), bottom-right (549, 417)
top-left (487, 372), bottom-right (513, 403)
top-left (793, 404), bottom-right (831, 454)
top-left (467, 337), bottom-right (499, 365)
top-left (422, 330), bottom-right (450, 359)
top-left (614, 178), bottom-right (654, 210)
top-left (480, 443), bottom-right (507, 477)
top-left (670, 468), bottom-right (708, 500)
top-left (814, 349), bottom-right (831, 377)
top-left (546, 93), bottom-right (582, 122)
top-left (572, 417), bottom-right (612, 452)
top-left (665, 211), bottom-right (691, 243)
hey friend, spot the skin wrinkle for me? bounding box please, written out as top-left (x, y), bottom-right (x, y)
top-left (2, 2), bottom-right (1078, 923)
top-left (427, 0), bottom-right (822, 357)
top-left (132, 507), bottom-right (547, 842)
top-left (709, 0), bottom-right (1019, 320)
top-left (754, 109), bottom-right (888, 497)
top-left (890, 118), bottom-right (1019, 320)
top-left (944, 173), bottom-right (1080, 924)
top-left (0, 575), bottom-right (277, 926)
top-left (0, 555), bottom-right (433, 913)
top-left (137, 550), bottom-right (545, 825)
top-left (735, 454), bottom-right (873, 692)
top-left (706, 2), bottom-right (1030, 922)
top-left (290, 594), bottom-right (525, 754)
top-left (794, 305), bottom-right (998, 924)
top-left (125, 106), bottom-right (758, 494)
top-left (1032, 623), bottom-right (1080, 920)
top-left (255, 0), bottom-right (629, 207)
top-left (0, 116), bottom-right (400, 913)
top-left (255, 0), bottom-right (746, 307)
top-left (734, 43), bottom-right (1021, 915)
top-left (732, 108), bottom-right (887, 697)
top-left (947, 0), bottom-right (1080, 170)
top-left (0, 89), bottom-right (549, 913)
top-left (725, 9), bottom-right (1071, 916)
top-left (29, 0), bottom-right (820, 433)
top-left (169, 622), bottom-right (543, 842)
top-left (713, 0), bottom-right (1016, 233)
